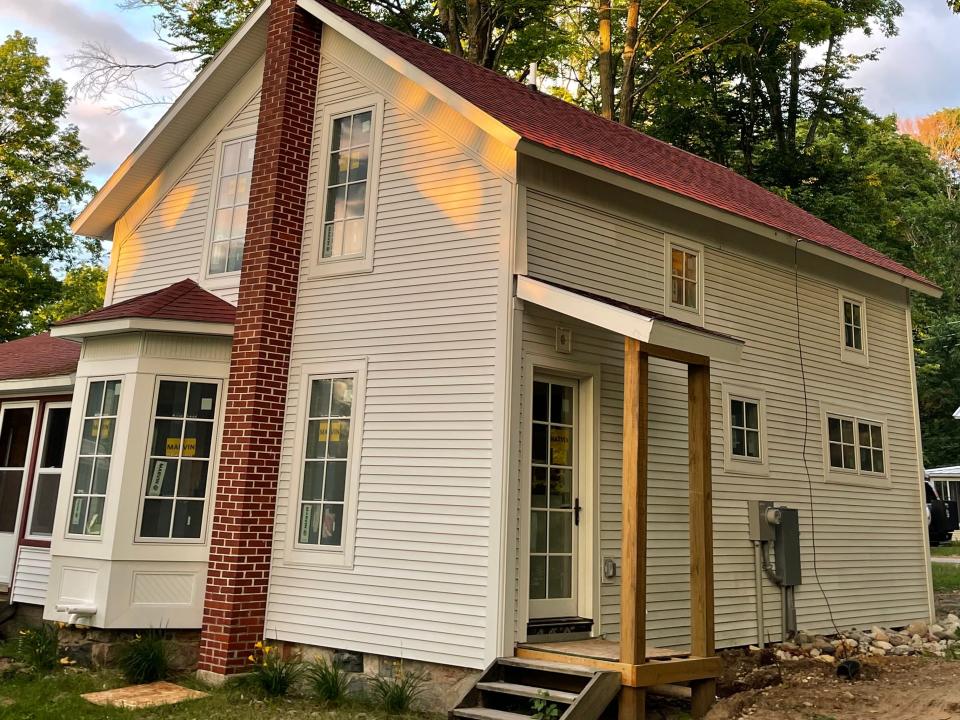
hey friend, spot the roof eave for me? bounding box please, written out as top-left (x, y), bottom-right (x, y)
top-left (517, 140), bottom-right (941, 299)
top-left (0, 373), bottom-right (76, 396)
top-left (52, 317), bottom-right (234, 339)
top-left (71, 0), bottom-right (272, 239)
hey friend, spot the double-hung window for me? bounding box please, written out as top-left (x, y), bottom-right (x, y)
top-left (139, 379), bottom-right (220, 541)
top-left (670, 245), bottom-right (699, 310)
top-left (730, 398), bottom-right (761, 460)
top-left (827, 413), bottom-right (885, 477)
top-left (69, 379), bottom-right (121, 536)
top-left (839, 293), bottom-right (868, 364)
top-left (209, 136), bottom-right (255, 275)
top-left (314, 97), bottom-right (383, 277)
top-left (291, 360), bottom-right (365, 564)
top-left (27, 404), bottom-right (71, 538)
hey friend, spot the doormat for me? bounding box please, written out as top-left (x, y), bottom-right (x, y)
top-left (82, 681), bottom-right (207, 709)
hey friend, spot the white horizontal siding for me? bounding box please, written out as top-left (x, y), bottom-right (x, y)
top-left (11, 546), bottom-right (51, 606)
top-left (265, 32), bottom-right (506, 670)
top-left (521, 187), bottom-right (928, 649)
top-left (110, 91), bottom-right (261, 306)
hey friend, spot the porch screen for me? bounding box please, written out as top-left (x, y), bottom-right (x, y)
top-left (0, 407), bottom-right (35, 533)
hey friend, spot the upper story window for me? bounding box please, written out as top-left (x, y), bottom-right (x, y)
top-left (312, 96), bottom-right (384, 278)
top-left (730, 397), bottom-right (761, 460)
top-left (139, 379), bottom-right (220, 541)
top-left (670, 245), bottom-right (699, 310)
top-left (826, 412), bottom-right (885, 478)
top-left (209, 136), bottom-right (255, 276)
top-left (838, 292), bottom-right (868, 365)
top-left (322, 110), bottom-right (372, 260)
top-left (69, 379), bottom-right (121, 536)
top-left (843, 298), bottom-right (863, 351)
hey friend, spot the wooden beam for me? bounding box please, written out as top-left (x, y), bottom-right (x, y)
top-left (621, 338), bottom-right (648, 668)
top-left (688, 363), bottom-right (715, 658)
top-left (638, 342), bottom-right (709, 368)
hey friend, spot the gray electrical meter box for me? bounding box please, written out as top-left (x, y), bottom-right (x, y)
top-left (774, 507), bottom-right (802, 586)
top-left (747, 500), bottom-right (776, 542)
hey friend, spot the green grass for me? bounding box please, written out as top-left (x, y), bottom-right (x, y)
top-left (931, 543), bottom-right (960, 557)
top-left (932, 561), bottom-right (960, 592)
top-left (0, 668), bottom-right (433, 720)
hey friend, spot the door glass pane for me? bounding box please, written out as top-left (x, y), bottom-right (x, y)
top-left (529, 556), bottom-right (546, 600)
top-left (0, 470), bottom-right (24, 532)
top-left (548, 556), bottom-right (572, 599)
top-left (530, 510), bottom-right (547, 553)
top-left (28, 474), bottom-right (60, 536)
top-left (39, 408), bottom-right (70, 469)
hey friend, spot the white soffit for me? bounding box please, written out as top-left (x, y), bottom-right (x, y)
top-left (515, 275), bottom-right (743, 364)
top-left (51, 318), bottom-right (234, 339)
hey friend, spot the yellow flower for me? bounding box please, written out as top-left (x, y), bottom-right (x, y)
top-left (262, 645), bottom-right (272, 654)
top-left (59, 657), bottom-right (76, 666)
top-left (248, 655), bottom-right (256, 662)
top-left (254, 640), bottom-right (263, 650)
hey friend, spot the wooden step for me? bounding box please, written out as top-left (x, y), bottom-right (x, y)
top-left (496, 656), bottom-right (598, 677)
top-left (476, 681), bottom-right (578, 704)
top-left (453, 708), bottom-right (533, 720)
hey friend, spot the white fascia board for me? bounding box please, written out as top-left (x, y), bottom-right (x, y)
top-left (515, 276), bottom-right (743, 363)
top-left (51, 318), bottom-right (234, 339)
top-left (71, 0), bottom-right (271, 238)
top-left (0, 374), bottom-right (75, 395)
top-left (518, 141), bottom-right (940, 299)
top-left (296, 0), bottom-right (521, 151)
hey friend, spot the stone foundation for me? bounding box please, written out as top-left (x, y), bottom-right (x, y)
top-left (57, 627), bottom-right (200, 671)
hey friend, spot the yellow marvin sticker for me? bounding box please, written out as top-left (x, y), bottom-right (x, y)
top-left (316, 421), bottom-right (343, 443)
top-left (550, 427), bottom-right (572, 466)
top-left (165, 438), bottom-right (197, 457)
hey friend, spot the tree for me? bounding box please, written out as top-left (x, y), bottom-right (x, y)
top-left (29, 265), bottom-right (107, 331)
top-left (900, 108), bottom-right (960, 196)
top-left (0, 32), bottom-right (96, 341)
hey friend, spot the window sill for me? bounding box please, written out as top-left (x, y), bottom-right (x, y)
top-left (663, 302), bottom-right (704, 327)
top-left (307, 254), bottom-right (374, 279)
top-left (281, 546), bottom-right (353, 569)
top-left (723, 456), bottom-right (769, 477)
top-left (824, 470), bottom-right (890, 489)
top-left (840, 347), bottom-right (870, 367)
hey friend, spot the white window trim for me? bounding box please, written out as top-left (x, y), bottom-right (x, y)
top-left (0, 400), bottom-right (39, 542)
top-left (24, 401), bottom-right (71, 541)
top-left (721, 384), bottom-right (769, 476)
top-left (134, 376), bottom-right (225, 545)
top-left (199, 126), bottom-right (257, 290)
top-left (663, 235), bottom-right (705, 325)
top-left (838, 291), bottom-right (869, 367)
top-left (285, 357), bottom-right (367, 568)
top-left (821, 405), bottom-right (889, 488)
top-left (65, 376), bottom-right (123, 540)
top-left (309, 94), bottom-right (384, 279)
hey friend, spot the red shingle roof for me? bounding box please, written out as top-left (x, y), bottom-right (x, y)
top-left (0, 332), bottom-right (80, 382)
top-left (317, 0), bottom-right (935, 291)
top-left (56, 279), bottom-right (236, 327)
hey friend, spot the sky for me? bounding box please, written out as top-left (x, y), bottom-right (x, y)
top-left (1, 0), bottom-right (960, 187)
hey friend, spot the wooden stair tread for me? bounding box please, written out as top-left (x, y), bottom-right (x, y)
top-left (454, 708), bottom-right (534, 720)
top-left (476, 682), bottom-right (578, 703)
top-left (497, 656), bottom-right (598, 677)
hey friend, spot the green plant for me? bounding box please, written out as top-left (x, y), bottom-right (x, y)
top-left (367, 661), bottom-right (427, 714)
top-left (119, 629), bottom-right (170, 683)
top-left (248, 640), bottom-right (303, 697)
top-left (306, 656), bottom-right (352, 704)
top-left (530, 690), bottom-right (561, 720)
top-left (15, 623), bottom-right (60, 672)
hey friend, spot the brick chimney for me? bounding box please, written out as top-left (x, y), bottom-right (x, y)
top-left (197, 0), bottom-right (322, 678)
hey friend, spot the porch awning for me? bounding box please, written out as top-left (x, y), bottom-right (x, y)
top-left (515, 275), bottom-right (743, 364)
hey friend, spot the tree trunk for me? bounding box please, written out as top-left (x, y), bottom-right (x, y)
top-left (440, 0), bottom-right (463, 57)
top-left (598, 0), bottom-right (614, 120)
top-left (617, 0), bottom-right (640, 125)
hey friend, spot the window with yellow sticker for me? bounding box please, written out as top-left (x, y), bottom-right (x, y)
top-left (139, 379), bottom-right (219, 540)
top-left (298, 377), bottom-right (354, 547)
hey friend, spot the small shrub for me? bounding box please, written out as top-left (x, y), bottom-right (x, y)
top-left (15, 624), bottom-right (60, 672)
top-left (248, 640), bottom-right (303, 697)
top-left (119, 629), bottom-right (170, 684)
top-left (307, 657), bottom-right (352, 704)
top-left (531, 690), bottom-right (561, 720)
top-left (368, 662), bottom-right (426, 714)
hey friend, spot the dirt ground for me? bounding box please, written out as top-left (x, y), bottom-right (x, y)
top-left (668, 591), bottom-right (960, 720)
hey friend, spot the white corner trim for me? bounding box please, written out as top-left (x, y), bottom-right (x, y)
top-left (296, 0), bottom-right (521, 151)
top-left (515, 275), bottom-right (743, 363)
top-left (51, 318), bottom-right (234, 339)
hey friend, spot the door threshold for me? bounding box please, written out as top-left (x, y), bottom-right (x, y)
top-left (526, 616), bottom-right (594, 641)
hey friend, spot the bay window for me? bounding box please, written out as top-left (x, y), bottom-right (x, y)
top-left (69, 379), bottom-right (121, 536)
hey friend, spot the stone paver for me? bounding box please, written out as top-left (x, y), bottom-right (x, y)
top-left (81, 681), bottom-right (207, 709)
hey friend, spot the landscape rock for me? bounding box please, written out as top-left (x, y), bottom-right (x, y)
top-left (870, 626), bottom-right (889, 643)
top-left (906, 621), bottom-right (929, 637)
top-left (873, 641), bottom-right (894, 651)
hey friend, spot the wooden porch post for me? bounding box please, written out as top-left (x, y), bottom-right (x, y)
top-left (688, 362), bottom-right (716, 717)
top-left (620, 337), bottom-right (648, 720)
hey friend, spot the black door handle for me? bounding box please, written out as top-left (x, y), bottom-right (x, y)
top-left (574, 498), bottom-right (582, 526)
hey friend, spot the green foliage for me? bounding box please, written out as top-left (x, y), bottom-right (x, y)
top-left (0, 32), bottom-right (96, 341)
top-left (932, 562), bottom-right (960, 593)
top-left (118, 629), bottom-right (170, 684)
top-left (306, 657), bottom-right (353, 704)
top-left (29, 264), bottom-right (106, 330)
top-left (530, 690), bottom-right (561, 720)
top-left (14, 624), bottom-right (60, 672)
top-left (246, 641), bottom-right (303, 697)
top-left (367, 663), bottom-right (426, 714)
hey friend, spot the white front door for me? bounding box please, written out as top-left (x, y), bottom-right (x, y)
top-left (0, 403), bottom-right (38, 586)
top-left (529, 376), bottom-right (580, 619)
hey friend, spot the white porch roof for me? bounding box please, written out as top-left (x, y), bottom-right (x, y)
top-left (515, 276), bottom-right (744, 364)
top-left (927, 466), bottom-right (960, 479)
